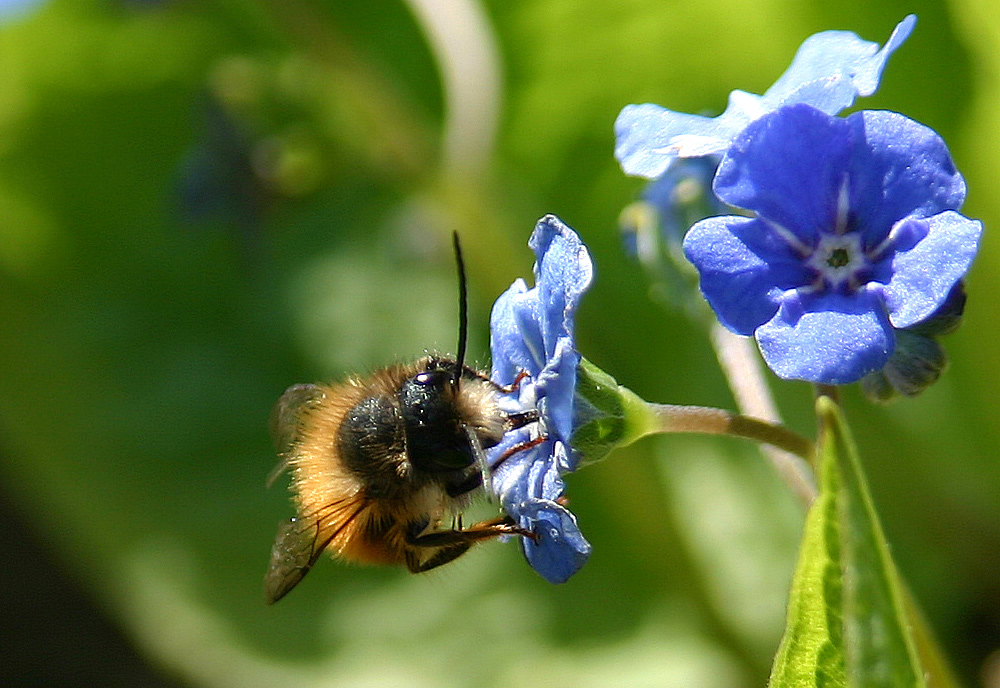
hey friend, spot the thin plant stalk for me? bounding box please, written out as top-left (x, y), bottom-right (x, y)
top-left (709, 322), bottom-right (818, 506)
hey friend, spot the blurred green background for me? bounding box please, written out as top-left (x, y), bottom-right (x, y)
top-left (0, 0), bottom-right (997, 686)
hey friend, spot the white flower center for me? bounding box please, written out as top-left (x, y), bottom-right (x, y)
top-left (806, 232), bottom-right (867, 290)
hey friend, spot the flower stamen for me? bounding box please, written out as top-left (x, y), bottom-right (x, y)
top-left (827, 247), bottom-right (850, 268)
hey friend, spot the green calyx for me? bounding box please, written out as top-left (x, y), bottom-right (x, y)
top-left (570, 357), bottom-right (659, 464)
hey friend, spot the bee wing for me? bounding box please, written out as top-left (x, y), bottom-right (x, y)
top-left (264, 517), bottom-right (326, 604)
top-left (264, 499), bottom-right (366, 604)
top-left (267, 383), bottom-right (325, 488)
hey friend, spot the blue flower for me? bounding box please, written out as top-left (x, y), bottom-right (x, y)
top-left (639, 155), bottom-right (728, 248)
top-left (619, 156), bottom-right (730, 312)
top-left (0, 0), bottom-right (47, 21)
top-left (615, 15), bottom-right (916, 180)
top-left (682, 104), bottom-right (982, 384)
top-left (487, 214), bottom-right (594, 583)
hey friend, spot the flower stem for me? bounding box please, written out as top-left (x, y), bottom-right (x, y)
top-left (644, 402), bottom-right (815, 466)
top-left (708, 323), bottom-right (818, 507)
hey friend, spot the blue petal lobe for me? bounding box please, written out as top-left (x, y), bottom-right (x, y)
top-left (494, 441), bottom-right (590, 582)
top-left (487, 426), bottom-right (539, 497)
top-left (763, 15), bottom-right (916, 109)
top-left (494, 437), bottom-right (560, 510)
top-left (714, 104), bottom-right (853, 242)
top-left (882, 211), bottom-right (983, 328)
top-left (756, 290), bottom-right (894, 383)
top-left (489, 279), bottom-right (543, 384)
top-left (517, 498), bottom-right (592, 584)
top-left (847, 110), bottom-right (966, 243)
top-left (532, 215), bottom-right (594, 361)
top-left (534, 339), bottom-right (580, 454)
top-left (614, 104), bottom-right (742, 179)
top-left (614, 17), bottom-right (914, 179)
top-left (684, 215), bottom-right (812, 335)
top-left (852, 15), bottom-right (917, 95)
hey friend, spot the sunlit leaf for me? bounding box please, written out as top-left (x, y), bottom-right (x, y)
top-left (819, 397), bottom-right (925, 687)
top-left (766, 410), bottom-right (846, 687)
top-left (770, 397), bottom-right (957, 688)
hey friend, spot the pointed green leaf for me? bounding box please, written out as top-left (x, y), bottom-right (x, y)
top-left (817, 397), bottom-right (926, 688)
top-left (770, 397), bottom-right (957, 688)
top-left (767, 408), bottom-right (846, 688)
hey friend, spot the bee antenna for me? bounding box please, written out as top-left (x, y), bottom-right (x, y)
top-left (452, 231), bottom-right (468, 387)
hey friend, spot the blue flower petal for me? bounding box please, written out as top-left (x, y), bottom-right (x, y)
top-left (615, 103), bottom-right (749, 179)
top-left (491, 216), bottom-right (593, 387)
top-left (490, 435), bottom-right (549, 504)
top-left (534, 339), bottom-right (579, 460)
top-left (762, 15), bottom-right (916, 108)
top-left (517, 498), bottom-right (592, 584)
top-left (615, 16), bottom-right (915, 179)
top-left (487, 215), bottom-right (594, 581)
top-left (532, 215), bottom-right (595, 361)
top-left (883, 211), bottom-right (983, 328)
top-left (756, 290), bottom-right (894, 383)
top-left (715, 104), bottom-right (853, 242)
top-left (846, 110), bottom-right (967, 243)
top-left (493, 436), bottom-right (591, 583)
top-left (684, 215), bottom-right (812, 335)
top-left (489, 279), bottom-right (544, 385)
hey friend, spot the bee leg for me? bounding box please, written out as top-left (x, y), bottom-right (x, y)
top-left (404, 515), bottom-right (537, 573)
top-left (491, 369), bottom-right (530, 393)
top-left (405, 542), bottom-right (472, 573)
top-left (406, 516), bottom-right (535, 549)
top-left (489, 435), bottom-right (548, 472)
top-left (463, 515), bottom-right (537, 542)
top-left (461, 367), bottom-right (529, 392)
top-left (505, 409), bottom-right (539, 430)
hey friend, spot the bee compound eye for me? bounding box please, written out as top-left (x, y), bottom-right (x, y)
top-left (414, 369), bottom-right (453, 388)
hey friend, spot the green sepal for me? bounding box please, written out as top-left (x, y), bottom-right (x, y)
top-left (768, 396), bottom-right (958, 688)
top-left (570, 357), bottom-right (659, 464)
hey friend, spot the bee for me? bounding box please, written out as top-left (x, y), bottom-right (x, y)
top-left (264, 234), bottom-right (539, 604)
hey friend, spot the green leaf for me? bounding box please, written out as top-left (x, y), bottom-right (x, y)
top-left (766, 407), bottom-right (846, 687)
top-left (769, 397), bottom-right (958, 688)
top-left (821, 397), bottom-right (926, 687)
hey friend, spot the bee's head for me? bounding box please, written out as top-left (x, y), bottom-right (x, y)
top-left (400, 359), bottom-right (474, 474)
